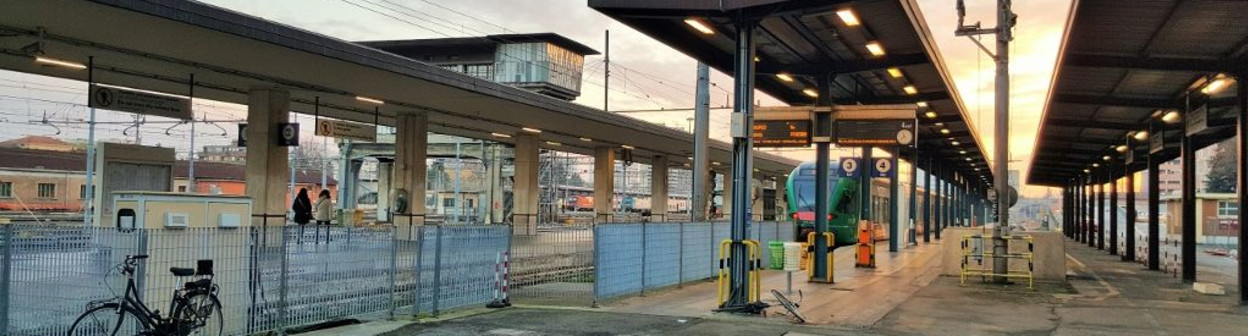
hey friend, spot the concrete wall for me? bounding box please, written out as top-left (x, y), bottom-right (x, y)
top-left (940, 227), bottom-right (1067, 282)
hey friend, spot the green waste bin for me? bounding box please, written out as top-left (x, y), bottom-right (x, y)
top-left (768, 241), bottom-right (785, 270)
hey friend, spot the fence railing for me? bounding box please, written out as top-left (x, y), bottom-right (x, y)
top-left (593, 221), bottom-right (792, 303)
top-left (1, 220), bottom-right (793, 335)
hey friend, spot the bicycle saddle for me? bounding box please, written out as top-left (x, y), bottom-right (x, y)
top-left (170, 267), bottom-right (195, 277)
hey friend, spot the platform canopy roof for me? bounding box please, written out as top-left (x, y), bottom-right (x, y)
top-left (0, 0), bottom-right (799, 178)
top-left (590, 0), bottom-right (994, 187)
top-left (1029, 0), bottom-right (1248, 187)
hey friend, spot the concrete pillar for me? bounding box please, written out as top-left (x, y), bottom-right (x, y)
top-left (377, 160), bottom-right (393, 222)
top-left (392, 112), bottom-right (427, 239)
top-left (650, 156), bottom-right (669, 222)
top-left (513, 134), bottom-right (540, 233)
top-left (593, 146), bottom-right (616, 223)
top-left (244, 88), bottom-right (290, 228)
top-left (751, 177), bottom-right (764, 221)
top-left (487, 145), bottom-right (505, 223)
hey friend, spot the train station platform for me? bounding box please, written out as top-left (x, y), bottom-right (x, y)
top-left (601, 241), bottom-right (943, 326)
top-left (307, 235), bottom-right (1248, 335)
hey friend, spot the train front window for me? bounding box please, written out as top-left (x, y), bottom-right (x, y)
top-left (793, 183), bottom-right (817, 212)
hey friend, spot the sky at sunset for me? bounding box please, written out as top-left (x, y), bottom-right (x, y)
top-left (0, 0), bottom-right (1076, 197)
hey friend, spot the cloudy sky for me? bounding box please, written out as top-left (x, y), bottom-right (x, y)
top-left (0, 0), bottom-right (1074, 196)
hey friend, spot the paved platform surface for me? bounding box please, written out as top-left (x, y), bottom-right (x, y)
top-left (602, 241), bottom-right (941, 326)
top-left (309, 235), bottom-right (1248, 335)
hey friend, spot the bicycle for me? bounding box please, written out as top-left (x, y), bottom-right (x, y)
top-left (770, 289), bottom-right (806, 323)
top-left (67, 255), bottom-right (223, 336)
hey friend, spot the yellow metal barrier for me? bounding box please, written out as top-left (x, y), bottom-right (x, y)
top-left (959, 234), bottom-right (1035, 289)
top-left (717, 239), bottom-right (763, 306)
top-left (805, 231), bottom-right (835, 283)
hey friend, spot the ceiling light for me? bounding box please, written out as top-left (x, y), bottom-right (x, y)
top-left (355, 96), bottom-right (384, 104)
top-left (580, 137), bottom-right (593, 142)
top-left (865, 42), bottom-right (886, 56)
top-left (836, 9), bottom-right (861, 26)
top-left (934, 122), bottom-right (945, 127)
top-left (490, 132), bottom-right (511, 138)
top-left (950, 140), bottom-right (961, 146)
top-left (776, 73), bottom-right (794, 82)
top-left (33, 56), bottom-right (87, 70)
top-left (1092, 163), bottom-right (1100, 167)
top-left (887, 67), bottom-right (903, 78)
top-left (522, 127), bottom-right (542, 133)
top-left (712, 161), bottom-right (721, 166)
top-left (803, 88), bottom-right (818, 98)
top-left (684, 18), bottom-right (715, 35)
top-left (917, 101), bottom-right (929, 108)
top-left (940, 128), bottom-right (950, 134)
top-left (1133, 130), bottom-right (1148, 141)
top-left (545, 141), bottom-right (561, 146)
top-left (754, 56), bottom-right (760, 62)
top-left (621, 144), bottom-right (635, 150)
top-left (1102, 155), bottom-right (1111, 161)
top-left (687, 156), bottom-right (694, 160)
top-left (1161, 110), bottom-right (1181, 124)
top-left (903, 85), bottom-right (918, 95)
top-left (1083, 169), bottom-right (1091, 173)
top-left (1115, 145), bottom-right (1127, 153)
top-left (959, 150), bottom-right (967, 154)
top-left (965, 157), bottom-right (972, 161)
top-left (925, 111), bottom-right (938, 119)
top-left (1202, 76), bottom-right (1232, 95)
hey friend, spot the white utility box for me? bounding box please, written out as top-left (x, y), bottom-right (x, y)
top-left (112, 191), bottom-right (252, 229)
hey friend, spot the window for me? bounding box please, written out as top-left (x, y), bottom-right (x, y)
top-left (177, 185), bottom-right (187, 192)
top-left (443, 198), bottom-right (456, 207)
top-left (1218, 200), bottom-right (1238, 217)
top-left (80, 184), bottom-right (88, 199)
top-left (37, 183), bottom-right (56, 199)
top-left (0, 182), bottom-right (10, 198)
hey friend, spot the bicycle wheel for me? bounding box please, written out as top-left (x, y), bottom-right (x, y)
top-left (173, 291), bottom-right (223, 336)
top-left (67, 303), bottom-right (146, 336)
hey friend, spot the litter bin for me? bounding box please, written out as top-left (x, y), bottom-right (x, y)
top-left (769, 241), bottom-right (786, 270)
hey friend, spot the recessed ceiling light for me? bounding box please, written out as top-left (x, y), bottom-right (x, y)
top-left (836, 9), bottom-right (860, 26)
top-left (803, 88), bottom-right (818, 98)
top-left (522, 127), bottom-right (542, 133)
top-left (355, 96), bottom-right (384, 105)
top-left (865, 41), bottom-right (886, 56)
top-left (491, 132), bottom-right (511, 138)
top-left (684, 18), bottom-right (714, 35)
top-left (776, 73), bottom-right (794, 82)
top-left (887, 67), bottom-right (903, 78)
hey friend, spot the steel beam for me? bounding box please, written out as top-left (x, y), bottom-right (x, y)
top-left (723, 21), bottom-right (757, 310)
top-left (1148, 135), bottom-right (1161, 270)
top-left (1110, 173), bottom-right (1119, 255)
top-left (1181, 110), bottom-right (1197, 283)
top-left (1064, 53), bottom-right (1240, 73)
top-left (1125, 163), bottom-right (1136, 262)
top-left (924, 156), bottom-right (932, 243)
top-left (1237, 69), bottom-right (1248, 303)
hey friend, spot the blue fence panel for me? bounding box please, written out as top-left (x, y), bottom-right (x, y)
top-left (594, 224), bottom-right (643, 301)
top-left (642, 223), bottom-right (681, 290)
top-left (413, 225), bottom-right (508, 315)
top-left (680, 222), bottom-right (713, 282)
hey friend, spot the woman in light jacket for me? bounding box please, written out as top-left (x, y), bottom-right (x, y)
top-left (314, 189), bottom-right (334, 243)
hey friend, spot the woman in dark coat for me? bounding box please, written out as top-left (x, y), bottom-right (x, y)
top-left (292, 188), bottom-right (313, 243)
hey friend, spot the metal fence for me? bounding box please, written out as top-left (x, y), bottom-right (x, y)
top-left (0, 224), bottom-right (509, 336)
top-left (593, 221), bottom-right (793, 303)
top-left (2, 220), bottom-right (793, 335)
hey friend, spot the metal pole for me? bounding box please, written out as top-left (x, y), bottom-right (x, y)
top-left (863, 146), bottom-right (874, 233)
top-left (1110, 172), bottom-right (1118, 255)
top-left (188, 74), bottom-right (196, 193)
top-left (889, 148), bottom-right (899, 252)
top-left (1236, 69), bottom-right (1248, 303)
top-left (693, 63), bottom-right (711, 221)
top-left (934, 163), bottom-right (942, 240)
top-left (1088, 177), bottom-right (1095, 247)
top-left (909, 149), bottom-right (917, 245)
top-left (812, 74), bottom-right (833, 282)
top-left (84, 56), bottom-right (96, 226)
top-left (454, 141), bottom-right (462, 223)
top-left (1148, 141), bottom-right (1161, 270)
top-left (1181, 107), bottom-right (1197, 282)
top-left (990, 0), bottom-right (1013, 283)
top-left (604, 29), bottom-right (609, 113)
top-left (1098, 177), bottom-right (1106, 250)
top-left (723, 21), bottom-right (757, 309)
top-left (923, 156), bottom-right (932, 243)
top-left (1125, 164), bottom-right (1136, 261)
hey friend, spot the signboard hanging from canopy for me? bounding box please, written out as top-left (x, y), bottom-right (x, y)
top-left (751, 106), bottom-right (818, 147)
top-left (832, 105), bottom-right (917, 147)
top-left (89, 84), bottom-right (192, 120)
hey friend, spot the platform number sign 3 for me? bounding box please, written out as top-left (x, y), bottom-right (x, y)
top-left (872, 158), bottom-right (894, 178)
top-left (277, 123), bottom-right (299, 147)
top-left (840, 157), bottom-right (860, 177)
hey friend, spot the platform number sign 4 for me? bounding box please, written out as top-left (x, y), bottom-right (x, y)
top-left (840, 157), bottom-right (860, 177)
top-left (872, 158), bottom-right (894, 178)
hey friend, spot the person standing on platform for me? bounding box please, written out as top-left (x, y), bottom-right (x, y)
top-left (314, 189), bottom-right (334, 243)
top-left (292, 188), bottom-right (313, 244)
